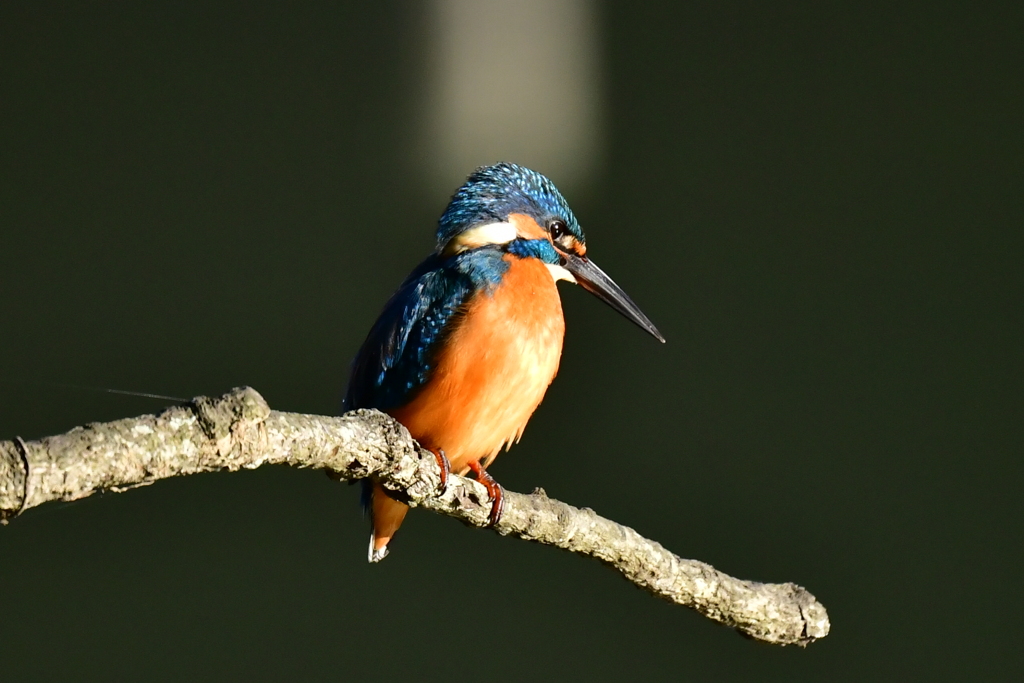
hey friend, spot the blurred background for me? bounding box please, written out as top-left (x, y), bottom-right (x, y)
top-left (1, 2), bottom-right (1020, 681)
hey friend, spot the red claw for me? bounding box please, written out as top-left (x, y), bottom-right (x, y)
top-left (430, 448), bottom-right (451, 493)
top-left (467, 460), bottom-right (504, 527)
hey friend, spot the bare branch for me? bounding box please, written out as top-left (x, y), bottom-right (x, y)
top-left (0, 387), bottom-right (829, 646)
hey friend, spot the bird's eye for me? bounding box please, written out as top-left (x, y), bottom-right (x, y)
top-left (548, 219), bottom-right (567, 239)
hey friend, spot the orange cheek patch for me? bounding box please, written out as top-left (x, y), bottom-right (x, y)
top-left (508, 213), bottom-right (550, 241)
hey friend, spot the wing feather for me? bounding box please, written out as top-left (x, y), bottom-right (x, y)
top-left (344, 255), bottom-right (469, 411)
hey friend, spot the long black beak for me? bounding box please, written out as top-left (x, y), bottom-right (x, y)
top-left (563, 254), bottom-right (666, 343)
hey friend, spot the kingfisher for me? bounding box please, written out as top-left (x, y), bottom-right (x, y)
top-left (344, 162), bottom-right (664, 562)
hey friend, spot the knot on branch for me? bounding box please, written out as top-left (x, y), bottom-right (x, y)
top-left (190, 387), bottom-right (271, 466)
top-left (0, 439), bottom-right (29, 523)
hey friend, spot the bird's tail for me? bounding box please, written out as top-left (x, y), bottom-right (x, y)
top-left (366, 480), bottom-right (409, 563)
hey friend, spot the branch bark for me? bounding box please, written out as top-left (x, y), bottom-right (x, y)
top-left (0, 387), bottom-right (829, 646)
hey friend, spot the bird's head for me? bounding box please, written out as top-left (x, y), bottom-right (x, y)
top-left (437, 162), bottom-right (664, 343)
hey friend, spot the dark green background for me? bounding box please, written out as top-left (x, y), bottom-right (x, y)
top-left (2, 3), bottom-right (1021, 681)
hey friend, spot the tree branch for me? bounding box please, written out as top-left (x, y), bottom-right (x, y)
top-left (0, 387), bottom-right (829, 646)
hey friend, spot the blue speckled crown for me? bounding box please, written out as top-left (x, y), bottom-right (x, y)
top-left (436, 162), bottom-right (584, 250)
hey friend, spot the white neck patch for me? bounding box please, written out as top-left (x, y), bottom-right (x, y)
top-left (545, 263), bottom-right (577, 283)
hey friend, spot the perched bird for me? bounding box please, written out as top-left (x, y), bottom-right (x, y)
top-left (344, 162), bottom-right (664, 562)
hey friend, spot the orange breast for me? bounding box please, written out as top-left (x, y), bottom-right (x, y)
top-left (388, 254), bottom-right (565, 474)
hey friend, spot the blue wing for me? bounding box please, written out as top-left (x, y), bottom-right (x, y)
top-left (343, 252), bottom-right (485, 412)
top-left (344, 248), bottom-right (512, 412)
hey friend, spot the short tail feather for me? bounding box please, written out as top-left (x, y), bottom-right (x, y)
top-left (364, 480), bottom-right (409, 563)
top-left (367, 534), bottom-right (389, 563)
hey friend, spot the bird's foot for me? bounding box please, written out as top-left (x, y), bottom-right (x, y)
top-left (467, 461), bottom-right (504, 527)
top-left (429, 448), bottom-right (451, 493)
